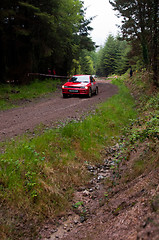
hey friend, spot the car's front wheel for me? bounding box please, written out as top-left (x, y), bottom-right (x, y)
top-left (63, 93), bottom-right (68, 98)
top-left (95, 87), bottom-right (98, 95)
top-left (88, 88), bottom-right (92, 98)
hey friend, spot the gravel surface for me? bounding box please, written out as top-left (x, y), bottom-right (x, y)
top-left (0, 80), bottom-right (118, 141)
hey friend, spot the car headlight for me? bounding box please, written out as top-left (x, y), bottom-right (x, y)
top-left (62, 85), bottom-right (67, 89)
top-left (85, 86), bottom-right (88, 89)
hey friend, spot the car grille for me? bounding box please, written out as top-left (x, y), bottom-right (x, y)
top-left (67, 86), bottom-right (83, 89)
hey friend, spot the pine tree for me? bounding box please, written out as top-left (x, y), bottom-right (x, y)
top-left (0, 0), bottom-right (95, 83)
top-left (109, 0), bottom-right (159, 86)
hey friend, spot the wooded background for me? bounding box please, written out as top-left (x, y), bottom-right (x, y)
top-left (0, 0), bottom-right (158, 86)
top-left (0, 0), bottom-right (95, 83)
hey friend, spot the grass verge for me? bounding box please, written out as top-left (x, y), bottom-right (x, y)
top-left (0, 77), bottom-right (137, 239)
top-left (0, 78), bottom-right (60, 110)
top-left (108, 71), bottom-right (159, 184)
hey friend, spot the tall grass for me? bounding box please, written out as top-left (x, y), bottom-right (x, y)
top-left (0, 77), bottom-right (137, 239)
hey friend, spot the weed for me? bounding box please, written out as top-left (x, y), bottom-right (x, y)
top-left (104, 192), bottom-right (109, 198)
top-left (72, 201), bottom-right (84, 208)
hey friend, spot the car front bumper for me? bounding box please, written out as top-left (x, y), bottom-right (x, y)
top-left (62, 88), bottom-right (89, 95)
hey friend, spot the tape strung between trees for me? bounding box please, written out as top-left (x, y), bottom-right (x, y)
top-left (28, 73), bottom-right (70, 80)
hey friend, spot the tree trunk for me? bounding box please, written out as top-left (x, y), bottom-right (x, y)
top-left (0, 33), bottom-right (6, 83)
top-left (152, 0), bottom-right (158, 87)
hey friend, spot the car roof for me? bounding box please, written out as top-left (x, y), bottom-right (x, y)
top-left (69, 75), bottom-right (91, 82)
top-left (71, 75), bottom-right (92, 79)
top-left (73, 74), bottom-right (91, 77)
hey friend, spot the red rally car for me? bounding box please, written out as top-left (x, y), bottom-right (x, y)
top-left (62, 75), bottom-right (98, 98)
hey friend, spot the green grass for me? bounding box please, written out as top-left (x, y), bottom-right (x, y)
top-left (0, 78), bottom-right (60, 110)
top-left (0, 76), bottom-right (137, 207)
top-left (0, 76), bottom-right (137, 239)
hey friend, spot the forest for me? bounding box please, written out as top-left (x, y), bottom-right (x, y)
top-left (96, 0), bottom-right (158, 86)
top-left (0, 0), bottom-right (158, 85)
top-left (0, 0), bottom-right (95, 84)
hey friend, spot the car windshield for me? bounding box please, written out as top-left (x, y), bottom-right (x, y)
top-left (69, 75), bottom-right (90, 83)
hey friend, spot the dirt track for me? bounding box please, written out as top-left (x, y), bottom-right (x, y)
top-left (0, 80), bottom-right (118, 141)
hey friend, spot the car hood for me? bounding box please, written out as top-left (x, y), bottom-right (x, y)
top-left (64, 82), bottom-right (89, 87)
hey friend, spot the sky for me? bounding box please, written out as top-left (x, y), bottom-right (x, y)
top-left (83, 0), bottom-right (121, 47)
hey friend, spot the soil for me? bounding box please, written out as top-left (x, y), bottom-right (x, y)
top-left (39, 144), bottom-right (159, 240)
top-left (0, 79), bottom-right (117, 141)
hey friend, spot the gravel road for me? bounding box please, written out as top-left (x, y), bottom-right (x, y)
top-left (0, 80), bottom-right (118, 141)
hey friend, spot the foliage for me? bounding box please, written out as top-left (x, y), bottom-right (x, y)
top-left (109, 0), bottom-right (159, 86)
top-left (0, 0), bottom-right (95, 83)
top-left (78, 50), bottom-right (96, 75)
top-left (127, 87), bottom-right (159, 144)
top-left (116, 72), bottom-right (159, 180)
top-left (72, 201), bottom-right (84, 208)
top-left (98, 73), bottom-right (159, 192)
top-left (70, 49), bottom-right (97, 75)
top-left (96, 35), bottom-right (130, 76)
top-left (128, 114), bottom-right (159, 144)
